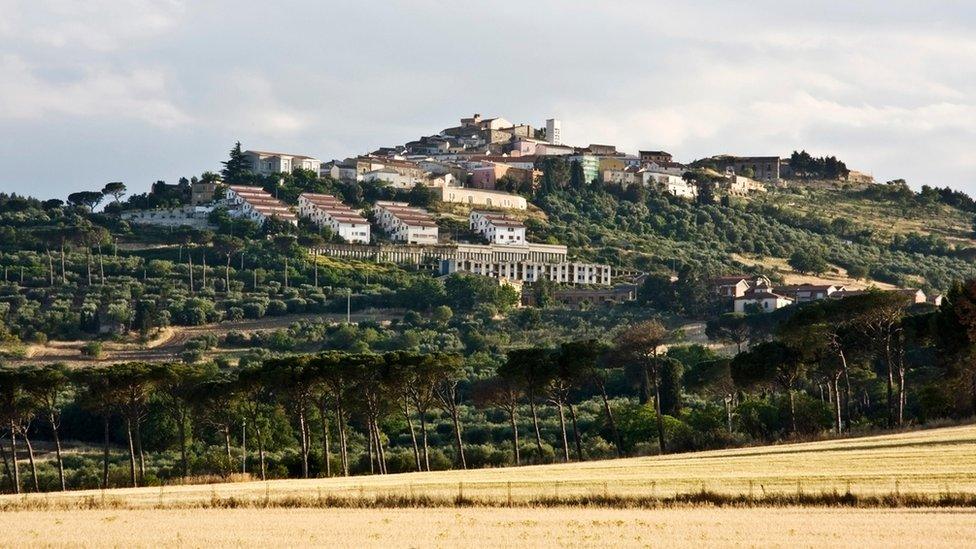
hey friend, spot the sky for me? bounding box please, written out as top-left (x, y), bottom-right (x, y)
top-left (2, 0), bottom-right (976, 199)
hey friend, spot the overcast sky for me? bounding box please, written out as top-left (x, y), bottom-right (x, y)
top-left (2, 0), bottom-right (976, 199)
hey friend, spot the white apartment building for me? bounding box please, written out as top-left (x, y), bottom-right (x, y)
top-left (441, 259), bottom-right (612, 286)
top-left (297, 193), bottom-right (371, 244)
top-left (225, 185), bottom-right (297, 225)
top-left (244, 150), bottom-right (321, 176)
top-left (469, 211), bottom-right (526, 245)
top-left (440, 186), bottom-right (527, 210)
top-left (373, 201), bottom-right (439, 244)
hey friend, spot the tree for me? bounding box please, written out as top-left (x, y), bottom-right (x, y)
top-left (843, 291), bottom-right (911, 427)
top-left (101, 182), bottom-right (127, 203)
top-left (788, 249), bottom-right (829, 276)
top-left (212, 235), bottom-right (244, 293)
top-left (501, 348), bottom-right (554, 462)
top-left (614, 320), bottom-right (670, 453)
top-left (222, 141), bottom-right (251, 182)
top-left (731, 341), bottom-right (804, 434)
top-left (67, 191), bottom-right (104, 212)
top-left (551, 340), bottom-right (597, 461)
top-left (73, 367), bottom-right (126, 489)
top-left (471, 376), bottom-right (523, 465)
top-left (706, 313), bottom-right (752, 353)
top-left (22, 365), bottom-right (70, 490)
top-left (433, 354), bottom-right (467, 469)
top-left (155, 362), bottom-right (212, 478)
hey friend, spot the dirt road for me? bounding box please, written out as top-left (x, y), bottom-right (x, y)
top-left (10, 310), bottom-right (401, 366)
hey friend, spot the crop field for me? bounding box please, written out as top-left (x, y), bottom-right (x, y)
top-left (3, 424), bottom-right (975, 508)
top-left (0, 425), bottom-right (974, 546)
top-left (1, 507), bottom-right (974, 548)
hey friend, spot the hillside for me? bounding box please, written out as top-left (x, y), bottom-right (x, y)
top-left (532, 181), bottom-right (976, 291)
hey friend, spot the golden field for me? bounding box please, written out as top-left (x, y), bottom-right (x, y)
top-left (2, 425), bottom-right (975, 547)
top-left (2, 424), bottom-right (975, 508)
top-left (0, 507), bottom-right (974, 548)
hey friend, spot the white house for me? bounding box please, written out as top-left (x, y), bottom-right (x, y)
top-left (734, 290), bottom-right (794, 313)
top-left (642, 170), bottom-right (697, 199)
top-left (373, 201), bottom-right (439, 244)
top-left (244, 150), bottom-right (321, 176)
top-left (469, 211), bottom-right (526, 245)
top-left (224, 185), bottom-right (297, 225)
top-left (297, 193), bottom-right (371, 244)
top-left (362, 168), bottom-right (425, 189)
top-left (440, 187), bottom-right (527, 210)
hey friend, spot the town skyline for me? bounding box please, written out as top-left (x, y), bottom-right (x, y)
top-left (2, 1), bottom-right (976, 198)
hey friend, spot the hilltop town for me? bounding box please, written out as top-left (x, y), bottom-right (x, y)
top-left (108, 112), bottom-right (936, 314)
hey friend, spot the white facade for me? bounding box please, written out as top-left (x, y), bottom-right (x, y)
top-left (297, 193), bottom-right (371, 244)
top-left (244, 150), bottom-right (321, 176)
top-left (734, 292), bottom-right (794, 313)
top-left (362, 168), bottom-right (424, 189)
top-left (120, 206), bottom-right (213, 228)
top-left (440, 187), bottom-right (527, 210)
top-left (642, 171), bottom-right (698, 199)
top-left (469, 211), bottom-right (526, 245)
top-left (546, 118), bottom-right (562, 145)
top-left (442, 259), bottom-right (612, 286)
top-left (374, 201), bottom-right (439, 244)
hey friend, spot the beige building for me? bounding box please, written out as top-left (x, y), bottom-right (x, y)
top-left (439, 186), bottom-right (527, 210)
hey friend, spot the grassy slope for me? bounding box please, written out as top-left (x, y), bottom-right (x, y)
top-left (11, 424), bottom-right (976, 507)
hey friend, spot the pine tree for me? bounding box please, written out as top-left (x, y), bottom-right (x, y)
top-left (221, 141), bottom-right (251, 182)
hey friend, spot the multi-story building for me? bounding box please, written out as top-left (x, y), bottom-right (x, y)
top-left (469, 162), bottom-right (539, 190)
top-left (469, 211), bottom-right (526, 245)
top-left (639, 150), bottom-right (673, 165)
top-left (441, 258), bottom-right (612, 285)
top-left (224, 185), bottom-right (297, 225)
top-left (190, 178), bottom-right (217, 205)
top-left (723, 156), bottom-right (781, 182)
top-left (439, 186), bottom-right (527, 210)
top-left (373, 201), bottom-right (439, 244)
top-left (565, 153), bottom-right (600, 184)
top-left (244, 150), bottom-right (321, 176)
top-left (297, 193), bottom-right (371, 243)
top-left (545, 118), bottom-right (562, 145)
top-left (602, 166), bottom-right (641, 187)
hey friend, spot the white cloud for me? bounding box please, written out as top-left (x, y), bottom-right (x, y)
top-left (2, 0), bottom-right (976, 196)
top-left (3, 0), bottom-right (186, 52)
top-left (0, 55), bottom-right (189, 127)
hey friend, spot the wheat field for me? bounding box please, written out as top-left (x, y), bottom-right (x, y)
top-left (1, 507), bottom-right (974, 548)
top-left (5, 424), bottom-right (974, 508)
top-left (1, 425), bottom-right (975, 547)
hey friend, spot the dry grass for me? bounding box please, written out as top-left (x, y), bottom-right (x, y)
top-left (731, 253), bottom-right (898, 289)
top-left (4, 424), bottom-right (975, 509)
top-left (0, 507), bottom-right (973, 548)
